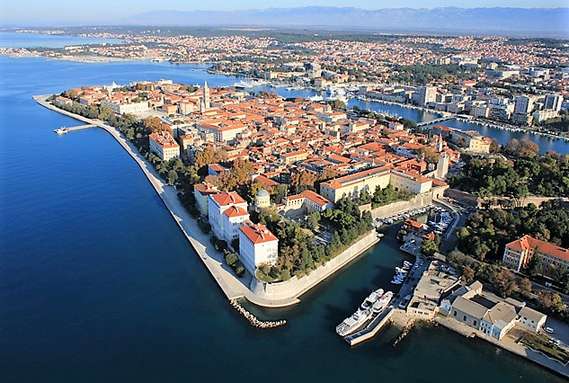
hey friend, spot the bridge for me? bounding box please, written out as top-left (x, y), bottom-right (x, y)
top-left (416, 116), bottom-right (454, 127)
top-left (53, 124), bottom-right (96, 135)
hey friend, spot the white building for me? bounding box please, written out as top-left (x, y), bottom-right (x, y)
top-left (193, 183), bottom-right (218, 216)
top-left (238, 222), bottom-right (279, 275)
top-left (208, 192), bottom-right (248, 242)
top-left (221, 206), bottom-right (250, 243)
top-left (149, 131), bottom-right (180, 161)
top-left (101, 99), bottom-right (149, 115)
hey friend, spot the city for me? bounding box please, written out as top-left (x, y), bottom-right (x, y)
top-left (0, 2), bottom-right (568, 383)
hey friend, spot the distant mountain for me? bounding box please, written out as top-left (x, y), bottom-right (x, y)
top-left (128, 7), bottom-right (569, 37)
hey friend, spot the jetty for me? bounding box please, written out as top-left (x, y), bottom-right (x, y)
top-left (54, 124), bottom-right (95, 134)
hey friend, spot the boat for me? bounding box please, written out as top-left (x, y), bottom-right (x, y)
top-left (372, 291), bottom-right (393, 314)
top-left (336, 309), bottom-right (372, 336)
top-left (544, 327), bottom-right (555, 334)
top-left (54, 127), bottom-right (68, 135)
top-left (336, 288), bottom-right (384, 336)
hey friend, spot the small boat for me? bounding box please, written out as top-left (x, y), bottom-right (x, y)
top-left (544, 327), bottom-right (555, 334)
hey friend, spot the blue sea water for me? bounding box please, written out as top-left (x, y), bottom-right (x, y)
top-left (0, 55), bottom-right (566, 382)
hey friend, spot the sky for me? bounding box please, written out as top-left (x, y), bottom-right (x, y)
top-left (1, 0), bottom-right (568, 26)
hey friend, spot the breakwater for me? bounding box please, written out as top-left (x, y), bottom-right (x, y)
top-left (229, 300), bottom-right (287, 329)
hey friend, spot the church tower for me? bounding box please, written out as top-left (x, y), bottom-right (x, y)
top-left (436, 152), bottom-right (449, 179)
top-left (202, 81), bottom-right (211, 110)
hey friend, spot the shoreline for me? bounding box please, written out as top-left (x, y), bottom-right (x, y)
top-left (33, 95), bottom-right (381, 309)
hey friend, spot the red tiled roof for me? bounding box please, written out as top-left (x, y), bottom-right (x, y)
top-left (240, 222), bottom-right (278, 244)
top-left (506, 235), bottom-right (569, 262)
top-left (211, 192), bottom-right (246, 206)
top-left (223, 206), bottom-right (249, 218)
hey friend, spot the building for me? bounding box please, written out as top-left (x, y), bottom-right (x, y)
top-left (221, 206), bottom-right (250, 243)
top-left (502, 235), bottom-right (569, 278)
top-left (208, 192), bottom-right (248, 242)
top-left (149, 131), bottom-right (180, 161)
top-left (448, 130), bottom-right (491, 153)
top-left (544, 94), bottom-right (563, 112)
top-left (320, 165), bottom-right (437, 203)
top-left (101, 99), bottom-right (149, 114)
top-left (514, 95), bottom-right (535, 115)
top-left (414, 86), bottom-right (437, 106)
top-left (254, 189), bottom-right (271, 210)
top-left (518, 306), bottom-right (547, 333)
top-left (238, 222), bottom-right (279, 275)
top-left (283, 190), bottom-right (332, 216)
top-left (193, 183), bottom-right (218, 216)
top-left (442, 281), bottom-right (547, 340)
top-left (436, 152), bottom-right (450, 179)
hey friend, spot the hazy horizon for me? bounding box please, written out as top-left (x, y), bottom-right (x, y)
top-left (1, 2), bottom-right (569, 27)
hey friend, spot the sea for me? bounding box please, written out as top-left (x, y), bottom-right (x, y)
top-left (0, 34), bottom-right (567, 382)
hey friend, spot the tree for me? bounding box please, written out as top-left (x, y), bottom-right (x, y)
top-left (167, 170), bottom-right (178, 185)
top-left (462, 266), bottom-right (475, 284)
top-left (421, 239), bottom-right (439, 257)
top-left (194, 146), bottom-right (226, 169)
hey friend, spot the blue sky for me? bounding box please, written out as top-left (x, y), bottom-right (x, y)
top-left (1, 0), bottom-right (567, 25)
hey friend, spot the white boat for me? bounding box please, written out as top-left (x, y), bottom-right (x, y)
top-left (395, 267), bottom-right (408, 274)
top-left (336, 288), bottom-right (384, 336)
top-left (361, 288), bottom-right (384, 310)
top-left (336, 309), bottom-right (372, 336)
top-left (372, 291), bottom-right (393, 314)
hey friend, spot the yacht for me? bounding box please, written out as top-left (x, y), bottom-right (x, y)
top-left (372, 291), bottom-right (393, 314)
top-left (336, 309), bottom-right (372, 336)
top-left (360, 288), bottom-right (384, 310)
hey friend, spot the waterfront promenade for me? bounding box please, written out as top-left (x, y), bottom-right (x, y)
top-left (34, 95), bottom-right (379, 309)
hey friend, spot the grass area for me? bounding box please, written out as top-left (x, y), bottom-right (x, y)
top-left (520, 333), bottom-right (569, 365)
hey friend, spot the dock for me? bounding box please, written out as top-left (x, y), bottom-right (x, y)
top-left (344, 307), bottom-right (394, 346)
top-left (54, 124), bottom-right (96, 135)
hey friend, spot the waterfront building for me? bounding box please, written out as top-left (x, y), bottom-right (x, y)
top-left (544, 93), bottom-right (563, 112)
top-left (514, 95), bottom-right (535, 115)
top-left (193, 182), bottom-right (219, 217)
top-left (238, 222), bottom-right (279, 275)
top-left (148, 131), bottom-right (180, 161)
top-left (208, 192), bottom-right (248, 242)
top-left (502, 235), bottom-right (569, 278)
top-left (443, 281), bottom-right (546, 340)
top-left (532, 109), bottom-right (559, 123)
top-left (448, 130), bottom-right (491, 154)
top-left (414, 86), bottom-right (437, 106)
top-left (221, 206), bottom-right (250, 243)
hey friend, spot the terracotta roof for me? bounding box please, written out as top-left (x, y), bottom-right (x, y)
top-left (240, 222), bottom-right (278, 244)
top-left (211, 192), bottom-right (246, 206)
top-left (223, 206), bottom-right (249, 218)
top-left (506, 235), bottom-right (569, 262)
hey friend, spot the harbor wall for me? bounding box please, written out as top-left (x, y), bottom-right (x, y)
top-left (368, 187), bottom-right (446, 220)
top-left (251, 231), bottom-right (379, 300)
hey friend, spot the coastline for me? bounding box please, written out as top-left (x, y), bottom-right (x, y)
top-left (33, 95), bottom-right (381, 309)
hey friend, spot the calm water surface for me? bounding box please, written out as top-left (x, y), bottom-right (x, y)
top-left (0, 56), bottom-right (566, 382)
